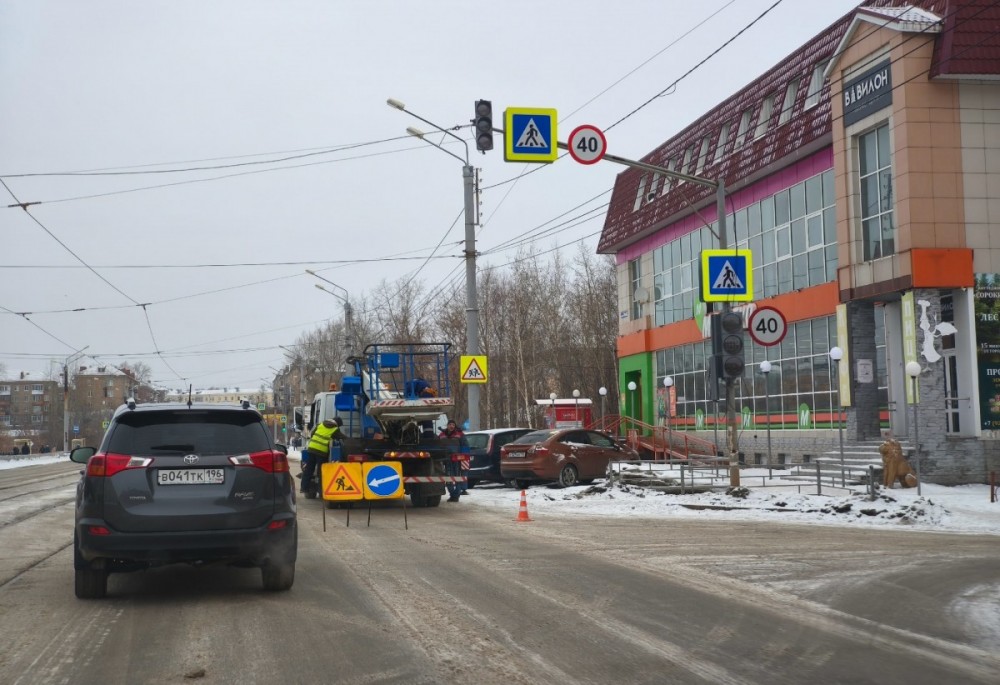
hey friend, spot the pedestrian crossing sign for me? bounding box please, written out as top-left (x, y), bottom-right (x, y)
top-left (504, 107), bottom-right (558, 163)
top-left (700, 249), bottom-right (753, 302)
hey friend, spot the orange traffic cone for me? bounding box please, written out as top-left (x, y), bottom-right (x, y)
top-left (515, 490), bottom-right (532, 522)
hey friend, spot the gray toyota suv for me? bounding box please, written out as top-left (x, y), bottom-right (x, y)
top-left (70, 401), bottom-right (297, 598)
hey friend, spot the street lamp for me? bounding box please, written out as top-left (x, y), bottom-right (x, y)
top-left (627, 381), bottom-right (637, 422)
top-left (389, 97), bottom-right (481, 431)
top-left (598, 386), bottom-right (608, 424)
top-left (830, 346), bottom-right (845, 487)
top-left (906, 360), bottom-right (923, 495)
top-left (306, 270), bottom-right (353, 362)
top-left (663, 376), bottom-right (673, 461)
top-left (759, 360), bottom-right (773, 475)
top-left (549, 392), bottom-right (557, 428)
top-left (62, 345), bottom-right (89, 452)
top-left (279, 344), bottom-right (306, 406)
top-left (572, 389), bottom-right (581, 427)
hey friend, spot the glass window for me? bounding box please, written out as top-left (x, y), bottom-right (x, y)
top-left (807, 214), bottom-right (824, 248)
top-left (633, 175), bottom-right (648, 212)
top-left (791, 218), bottom-right (807, 255)
top-left (776, 226), bottom-right (791, 258)
top-left (735, 208), bottom-right (749, 244)
top-left (804, 64), bottom-right (825, 108)
top-left (690, 227), bottom-right (702, 257)
top-left (763, 264), bottom-right (777, 298)
top-left (790, 183), bottom-right (806, 220)
top-left (777, 259), bottom-right (792, 294)
top-left (748, 235), bottom-right (762, 262)
top-left (793, 254), bottom-right (809, 289)
top-left (747, 203), bottom-right (761, 236)
top-left (825, 245), bottom-right (837, 281)
top-left (735, 109), bottom-right (752, 148)
top-left (761, 197), bottom-right (775, 231)
top-left (812, 318), bottom-right (830, 354)
top-left (774, 190), bottom-right (790, 226)
top-left (808, 248), bottom-right (826, 285)
top-left (822, 169), bottom-right (835, 206)
top-left (695, 137), bottom-right (710, 176)
top-left (714, 124), bottom-right (730, 166)
top-left (761, 230), bottom-right (776, 264)
top-left (755, 95), bottom-right (774, 139)
top-left (858, 123), bottom-right (895, 261)
top-left (806, 175), bottom-right (823, 214)
top-left (823, 207), bottom-right (837, 244)
top-left (680, 232), bottom-right (691, 263)
top-left (629, 258), bottom-right (642, 319)
top-left (779, 80), bottom-right (798, 125)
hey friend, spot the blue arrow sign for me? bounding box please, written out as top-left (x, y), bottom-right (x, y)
top-left (701, 249), bottom-right (754, 302)
top-left (366, 464), bottom-right (402, 497)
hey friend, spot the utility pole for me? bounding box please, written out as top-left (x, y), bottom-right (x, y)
top-left (388, 98), bottom-right (481, 431)
top-left (556, 143), bottom-right (739, 485)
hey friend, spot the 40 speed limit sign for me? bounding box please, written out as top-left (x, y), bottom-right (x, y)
top-left (747, 306), bottom-right (787, 347)
top-left (567, 124), bottom-right (607, 165)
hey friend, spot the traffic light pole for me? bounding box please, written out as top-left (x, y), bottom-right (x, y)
top-left (554, 142), bottom-right (739, 485)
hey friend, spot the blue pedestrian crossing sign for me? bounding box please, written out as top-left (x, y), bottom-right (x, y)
top-left (504, 107), bottom-right (558, 163)
top-left (363, 462), bottom-right (404, 499)
top-left (700, 249), bottom-right (754, 302)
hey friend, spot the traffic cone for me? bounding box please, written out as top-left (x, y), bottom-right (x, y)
top-left (515, 490), bottom-right (532, 522)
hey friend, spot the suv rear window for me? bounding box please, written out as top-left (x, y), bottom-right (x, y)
top-left (105, 410), bottom-right (272, 456)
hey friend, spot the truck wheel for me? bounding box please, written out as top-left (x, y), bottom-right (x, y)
top-left (410, 493), bottom-right (427, 507)
top-left (425, 495), bottom-right (442, 508)
top-left (466, 479), bottom-right (478, 489)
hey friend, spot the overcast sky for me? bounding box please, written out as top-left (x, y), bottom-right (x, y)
top-left (0, 0), bottom-right (862, 391)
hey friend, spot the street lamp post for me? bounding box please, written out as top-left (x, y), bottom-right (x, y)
top-left (306, 270), bottom-right (353, 364)
top-left (62, 345), bottom-right (89, 453)
top-left (388, 98), bottom-right (480, 431)
top-left (598, 386), bottom-right (607, 425)
top-left (830, 346), bottom-right (846, 487)
top-left (905, 361), bottom-right (923, 495)
top-left (279, 345), bottom-right (306, 407)
top-left (759, 361), bottom-right (773, 476)
top-left (572, 389), bottom-right (581, 427)
top-left (662, 376), bottom-right (673, 461)
top-left (627, 381), bottom-right (637, 422)
top-left (549, 392), bottom-right (557, 429)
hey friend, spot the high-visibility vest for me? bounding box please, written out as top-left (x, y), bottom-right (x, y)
top-left (307, 423), bottom-right (339, 455)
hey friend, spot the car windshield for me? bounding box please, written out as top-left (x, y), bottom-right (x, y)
top-left (514, 430), bottom-right (557, 444)
top-left (105, 410), bottom-right (271, 456)
top-left (465, 433), bottom-right (490, 449)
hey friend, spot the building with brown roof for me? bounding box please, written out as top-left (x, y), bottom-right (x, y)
top-left (599, 0), bottom-right (1000, 483)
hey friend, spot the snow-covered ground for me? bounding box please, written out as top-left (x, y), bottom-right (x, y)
top-left (6, 451), bottom-right (998, 535)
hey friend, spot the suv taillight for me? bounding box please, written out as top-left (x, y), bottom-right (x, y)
top-left (87, 453), bottom-right (153, 477)
top-left (230, 450), bottom-right (288, 473)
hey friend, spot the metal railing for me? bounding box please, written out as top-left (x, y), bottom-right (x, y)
top-left (591, 414), bottom-right (718, 461)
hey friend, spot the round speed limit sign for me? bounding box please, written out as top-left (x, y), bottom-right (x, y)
top-left (747, 306), bottom-right (787, 347)
top-left (567, 125), bottom-right (607, 165)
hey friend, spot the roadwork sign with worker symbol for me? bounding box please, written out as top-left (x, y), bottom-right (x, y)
top-left (322, 462), bottom-right (363, 501)
top-left (504, 108), bottom-right (558, 163)
top-left (363, 462), bottom-right (404, 499)
top-left (700, 249), bottom-right (754, 302)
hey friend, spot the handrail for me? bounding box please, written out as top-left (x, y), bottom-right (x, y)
top-left (589, 414), bottom-right (718, 461)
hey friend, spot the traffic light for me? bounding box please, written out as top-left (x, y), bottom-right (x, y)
top-left (474, 100), bottom-right (493, 152)
top-left (711, 311), bottom-right (745, 381)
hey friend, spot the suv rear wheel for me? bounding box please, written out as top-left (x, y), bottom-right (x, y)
top-left (261, 560), bottom-right (295, 591)
top-left (74, 532), bottom-right (107, 599)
